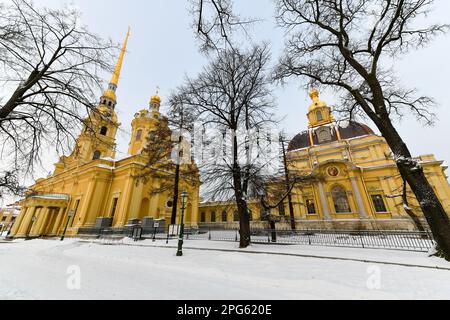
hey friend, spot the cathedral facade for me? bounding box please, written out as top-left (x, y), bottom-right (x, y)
top-left (199, 89), bottom-right (450, 231)
top-left (9, 31), bottom-right (200, 239)
top-left (8, 30), bottom-right (450, 238)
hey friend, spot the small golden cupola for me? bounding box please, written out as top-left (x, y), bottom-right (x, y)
top-left (128, 89), bottom-right (163, 156)
top-left (150, 87), bottom-right (161, 114)
top-left (307, 88), bottom-right (335, 128)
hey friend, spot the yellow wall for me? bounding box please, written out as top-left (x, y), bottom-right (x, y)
top-left (199, 135), bottom-right (450, 231)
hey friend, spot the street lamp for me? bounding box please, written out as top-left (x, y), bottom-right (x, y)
top-left (176, 191), bottom-right (188, 257)
top-left (61, 209), bottom-right (75, 241)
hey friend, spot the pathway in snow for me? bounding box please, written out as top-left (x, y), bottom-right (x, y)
top-left (0, 239), bottom-right (449, 300)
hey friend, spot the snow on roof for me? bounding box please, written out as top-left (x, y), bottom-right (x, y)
top-left (96, 164), bottom-right (115, 170)
top-left (28, 194), bottom-right (70, 201)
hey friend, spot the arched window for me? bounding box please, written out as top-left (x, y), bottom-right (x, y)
top-left (210, 211), bottom-right (216, 223)
top-left (233, 211), bottom-right (239, 222)
top-left (332, 185), bottom-right (351, 213)
top-left (92, 150), bottom-right (101, 160)
top-left (316, 110), bottom-right (324, 121)
top-left (222, 211), bottom-right (228, 222)
top-left (136, 129), bottom-right (143, 141)
top-left (100, 126), bottom-right (108, 136)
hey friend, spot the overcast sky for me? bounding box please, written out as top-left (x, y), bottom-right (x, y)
top-left (1, 0), bottom-right (450, 206)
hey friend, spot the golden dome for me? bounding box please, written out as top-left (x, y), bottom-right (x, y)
top-left (308, 88), bottom-right (328, 112)
top-left (150, 94), bottom-right (161, 104)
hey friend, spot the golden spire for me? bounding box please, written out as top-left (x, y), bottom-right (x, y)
top-left (110, 27), bottom-right (130, 87)
top-left (102, 28), bottom-right (130, 103)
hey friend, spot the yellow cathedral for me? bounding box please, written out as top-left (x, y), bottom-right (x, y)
top-left (198, 89), bottom-right (450, 231)
top-left (9, 30), bottom-right (200, 239)
top-left (8, 31), bottom-right (450, 238)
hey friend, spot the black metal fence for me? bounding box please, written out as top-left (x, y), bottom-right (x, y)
top-left (77, 226), bottom-right (435, 252)
top-left (187, 228), bottom-right (435, 252)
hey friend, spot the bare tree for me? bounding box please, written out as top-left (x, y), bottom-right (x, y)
top-left (171, 44), bottom-right (276, 248)
top-left (0, 171), bottom-right (26, 200)
top-left (385, 177), bottom-right (428, 232)
top-left (260, 169), bottom-right (321, 226)
top-left (136, 104), bottom-right (200, 225)
top-left (191, 0), bottom-right (258, 52)
top-left (0, 0), bottom-right (115, 197)
top-left (273, 0), bottom-right (450, 260)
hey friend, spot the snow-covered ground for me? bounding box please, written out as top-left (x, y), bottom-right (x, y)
top-left (0, 238), bottom-right (449, 300)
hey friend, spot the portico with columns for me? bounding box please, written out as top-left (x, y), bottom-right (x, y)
top-left (11, 195), bottom-right (69, 238)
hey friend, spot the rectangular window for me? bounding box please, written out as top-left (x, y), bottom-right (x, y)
top-left (371, 195), bottom-right (387, 213)
top-left (210, 211), bottom-right (216, 223)
top-left (200, 212), bottom-right (206, 223)
top-left (278, 203), bottom-right (286, 216)
top-left (306, 199), bottom-right (316, 215)
top-left (111, 198), bottom-right (119, 219)
top-left (136, 129), bottom-right (143, 141)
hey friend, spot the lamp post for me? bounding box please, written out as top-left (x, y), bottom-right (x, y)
top-left (176, 191), bottom-right (188, 257)
top-left (61, 209), bottom-right (75, 241)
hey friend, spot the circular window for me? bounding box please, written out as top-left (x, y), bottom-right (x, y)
top-left (166, 200), bottom-right (173, 208)
top-left (327, 166), bottom-right (339, 177)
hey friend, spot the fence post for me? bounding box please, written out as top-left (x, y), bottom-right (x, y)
top-left (208, 227), bottom-right (212, 240)
top-left (235, 230), bottom-right (238, 242)
top-left (360, 233), bottom-right (365, 248)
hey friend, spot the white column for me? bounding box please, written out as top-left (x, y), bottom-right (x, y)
top-left (318, 182), bottom-right (331, 220)
top-left (350, 177), bottom-right (368, 219)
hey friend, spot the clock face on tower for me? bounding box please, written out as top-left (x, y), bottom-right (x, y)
top-left (327, 166), bottom-right (339, 177)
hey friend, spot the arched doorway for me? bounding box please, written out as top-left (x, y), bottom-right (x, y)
top-left (139, 198), bottom-right (150, 220)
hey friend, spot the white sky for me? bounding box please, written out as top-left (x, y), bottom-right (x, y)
top-left (1, 0), bottom-right (450, 206)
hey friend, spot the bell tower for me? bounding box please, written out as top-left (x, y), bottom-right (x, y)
top-left (306, 89), bottom-right (342, 146)
top-left (128, 90), bottom-right (162, 156)
top-left (307, 88), bottom-right (335, 128)
top-left (61, 29), bottom-right (130, 167)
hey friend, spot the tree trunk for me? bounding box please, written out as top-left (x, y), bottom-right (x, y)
top-left (402, 181), bottom-right (427, 232)
top-left (237, 198), bottom-right (251, 248)
top-left (232, 132), bottom-right (251, 248)
top-left (379, 119), bottom-right (450, 260)
top-left (280, 135), bottom-right (296, 230)
top-left (170, 163), bottom-right (180, 225)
